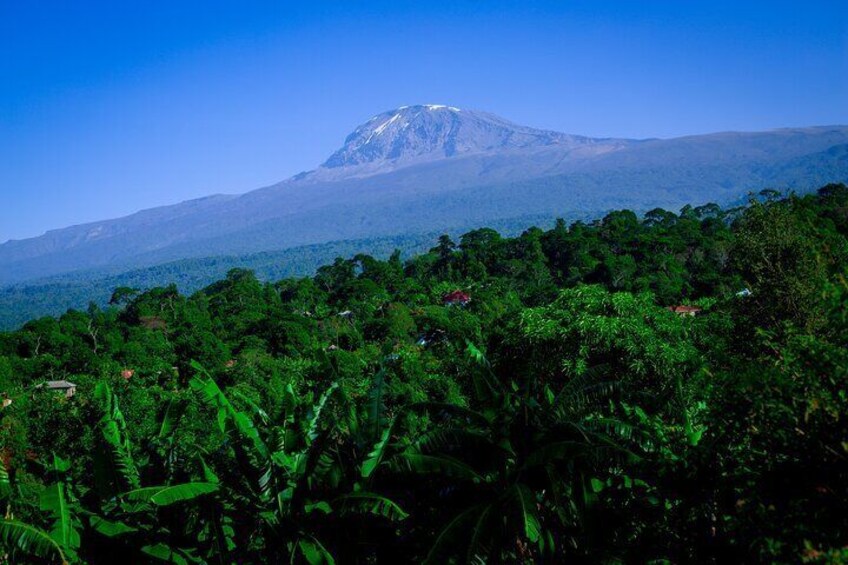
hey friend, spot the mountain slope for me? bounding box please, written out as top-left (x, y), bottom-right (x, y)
top-left (1, 105), bottom-right (847, 286)
top-left (318, 104), bottom-right (628, 175)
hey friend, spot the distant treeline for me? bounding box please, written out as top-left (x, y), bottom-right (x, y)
top-left (0, 214), bottom-right (584, 331)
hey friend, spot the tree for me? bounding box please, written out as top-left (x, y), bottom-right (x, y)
top-left (109, 287), bottom-right (139, 306)
top-left (363, 343), bottom-right (644, 561)
top-left (731, 199), bottom-right (831, 333)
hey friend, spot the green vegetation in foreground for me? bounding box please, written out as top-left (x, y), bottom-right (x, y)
top-left (0, 185), bottom-right (846, 563)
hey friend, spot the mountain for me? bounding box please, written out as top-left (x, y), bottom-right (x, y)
top-left (1, 104), bottom-right (847, 287)
top-left (318, 104), bottom-right (628, 175)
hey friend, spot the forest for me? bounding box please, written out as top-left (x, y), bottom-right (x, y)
top-left (0, 184), bottom-right (846, 563)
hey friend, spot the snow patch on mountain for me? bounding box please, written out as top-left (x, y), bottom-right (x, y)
top-left (318, 104), bottom-right (611, 175)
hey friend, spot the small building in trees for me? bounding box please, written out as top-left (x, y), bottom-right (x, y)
top-left (667, 305), bottom-right (702, 317)
top-left (442, 290), bottom-right (471, 307)
top-left (36, 380), bottom-right (77, 398)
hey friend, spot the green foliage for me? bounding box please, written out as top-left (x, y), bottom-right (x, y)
top-left (122, 482), bottom-right (219, 506)
top-left (0, 185), bottom-right (845, 562)
top-left (0, 519), bottom-right (68, 564)
top-left (93, 382), bottom-right (141, 494)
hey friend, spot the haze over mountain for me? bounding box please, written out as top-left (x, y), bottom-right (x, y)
top-left (1, 104), bottom-right (847, 287)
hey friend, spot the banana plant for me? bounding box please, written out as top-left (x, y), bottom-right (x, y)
top-left (0, 406), bottom-right (75, 564)
top-left (0, 519), bottom-right (70, 564)
top-left (40, 454), bottom-right (82, 560)
top-left (92, 382), bottom-right (141, 497)
top-left (0, 453), bottom-right (81, 564)
top-left (361, 342), bottom-right (642, 562)
top-left (87, 382), bottom-right (220, 564)
top-left (87, 480), bottom-right (219, 565)
top-left (188, 361), bottom-right (408, 564)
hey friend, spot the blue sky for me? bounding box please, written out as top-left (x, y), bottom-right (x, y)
top-left (1, 0), bottom-right (846, 242)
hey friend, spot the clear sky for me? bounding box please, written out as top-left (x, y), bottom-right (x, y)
top-left (1, 0), bottom-right (846, 242)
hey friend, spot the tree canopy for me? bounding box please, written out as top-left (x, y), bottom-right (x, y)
top-left (0, 185), bottom-right (846, 563)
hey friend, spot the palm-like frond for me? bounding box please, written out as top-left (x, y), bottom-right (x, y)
top-left (88, 515), bottom-right (138, 538)
top-left (335, 492), bottom-right (409, 521)
top-left (464, 340), bottom-right (503, 401)
top-left (140, 542), bottom-right (196, 564)
top-left (466, 503), bottom-right (496, 563)
top-left (406, 402), bottom-right (491, 428)
top-left (39, 482), bottom-right (80, 551)
top-left (549, 364), bottom-right (621, 421)
top-left (37, 456), bottom-right (81, 557)
top-left (423, 504), bottom-right (484, 565)
top-left (189, 371), bottom-right (269, 461)
top-left (122, 482), bottom-right (219, 506)
top-left (231, 390), bottom-right (270, 426)
top-left (296, 536), bottom-right (336, 565)
top-left (94, 382), bottom-right (141, 492)
top-left (157, 397), bottom-right (186, 439)
top-left (0, 519), bottom-right (68, 564)
top-left (362, 401), bottom-right (491, 480)
top-left (410, 427), bottom-right (500, 457)
top-left (388, 453), bottom-right (483, 481)
top-left (365, 368), bottom-right (387, 443)
top-left (509, 484), bottom-right (542, 543)
top-left (305, 382), bottom-right (340, 446)
top-left (361, 424), bottom-right (394, 479)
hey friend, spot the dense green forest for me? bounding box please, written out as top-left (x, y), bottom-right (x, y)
top-left (0, 233), bottom-right (441, 332)
top-left (0, 213), bottom-right (574, 331)
top-left (0, 185), bottom-right (846, 563)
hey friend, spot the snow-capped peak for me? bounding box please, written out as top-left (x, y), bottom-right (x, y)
top-left (423, 104), bottom-right (461, 111)
top-left (320, 104), bottom-right (588, 171)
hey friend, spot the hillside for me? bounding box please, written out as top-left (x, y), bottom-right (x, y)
top-left (0, 214), bottom-right (573, 330)
top-left (1, 105), bottom-right (846, 285)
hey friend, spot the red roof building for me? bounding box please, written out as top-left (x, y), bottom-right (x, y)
top-left (442, 290), bottom-right (471, 306)
top-left (667, 305), bottom-right (702, 316)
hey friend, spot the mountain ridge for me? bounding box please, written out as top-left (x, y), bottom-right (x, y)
top-left (2, 106), bottom-right (847, 286)
top-left (321, 104), bottom-right (628, 169)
